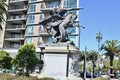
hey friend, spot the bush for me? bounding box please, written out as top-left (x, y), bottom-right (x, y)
top-left (0, 73), bottom-right (55, 80)
top-left (0, 74), bottom-right (16, 80)
top-left (39, 77), bottom-right (55, 80)
top-left (15, 76), bottom-right (38, 80)
top-left (93, 77), bottom-right (108, 80)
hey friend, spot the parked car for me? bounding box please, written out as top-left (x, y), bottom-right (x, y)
top-left (79, 71), bottom-right (97, 78)
top-left (114, 72), bottom-right (120, 79)
top-left (94, 73), bottom-right (101, 77)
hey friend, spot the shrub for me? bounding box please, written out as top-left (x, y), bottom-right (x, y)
top-left (93, 77), bottom-right (108, 80)
top-left (0, 74), bottom-right (16, 80)
top-left (39, 77), bottom-right (55, 80)
top-left (0, 73), bottom-right (55, 80)
top-left (15, 76), bottom-right (38, 80)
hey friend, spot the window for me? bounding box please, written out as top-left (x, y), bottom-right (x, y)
top-left (39, 14), bottom-right (44, 21)
top-left (66, 27), bottom-right (76, 34)
top-left (69, 36), bottom-right (76, 45)
top-left (25, 37), bottom-right (33, 44)
top-left (29, 4), bottom-right (36, 12)
top-left (48, 37), bottom-right (52, 43)
top-left (30, 0), bottom-right (36, 2)
top-left (68, 0), bottom-right (77, 8)
top-left (13, 43), bottom-right (20, 48)
top-left (48, 0), bottom-right (60, 8)
top-left (37, 37), bottom-right (42, 44)
top-left (40, 3), bottom-right (45, 8)
top-left (38, 25), bottom-right (42, 33)
top-left (64, 0), bottom-right (77, 8)
top-left (64, 0), bottom-right (67, 8)
top-left (28, 14), bottom-right (35, 23)
top-left (27, 26), bottom-right (34, 35)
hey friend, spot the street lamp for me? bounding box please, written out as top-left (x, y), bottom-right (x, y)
top-left (76, 23), bottom-right (85, 50)
top-left (96, 30), bottom-right (102, 75)
top-left (83, 46), bottom-right (87, 80)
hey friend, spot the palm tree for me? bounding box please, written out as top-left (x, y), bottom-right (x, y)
top-left (101, 40), bottom-right (120, 75)
top-left (89, 50), bottom-right (98, 77)
top-left (0, 0), bottom-right (8, 30)
top-left (79, 50), bottom-right (89, 78)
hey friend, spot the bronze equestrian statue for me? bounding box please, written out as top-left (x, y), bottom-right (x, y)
top-left (39, 7), bottom-right (77, 43)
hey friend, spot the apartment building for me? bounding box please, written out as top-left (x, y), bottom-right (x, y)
top-left (0, 0), bottom-right (80, 56)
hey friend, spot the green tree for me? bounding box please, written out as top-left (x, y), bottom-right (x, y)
top-left (114, 60), bottom-right (120, 70)
top-left (0, 50), bottom-right (12, 69)
top-left (101, 40), bottom-right (120, 74)
top-left (12, 44), bottom-right (38, 76)
top-left (0, 0), bottom-right (8, 30)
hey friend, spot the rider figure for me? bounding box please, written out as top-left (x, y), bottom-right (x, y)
top-left (49, 7), bottom-right (64, 21)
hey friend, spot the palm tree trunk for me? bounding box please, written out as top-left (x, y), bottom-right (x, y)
top-left (83, 56), bottom-right (86, 80)
top-left (92, 60), bottom-right (95, 78)
top-left (83, 58), bottom-right (85, 73)
top-left (26, 68), bottom-right (29, 76)
top-left (110, 55), bottom-right (114, 74)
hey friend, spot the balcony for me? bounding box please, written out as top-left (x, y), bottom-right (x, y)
top-left (8, 15), bottom-right (26, 20)
top-left (9, 0), bottom-right (28, 5)
top-left (5, 34), bottom-right (24, 41)
top-left (7, 15), bottom-right (26, 23)
top-left (4, 44), bottom-right (21, 48)
top-left (6, 25), bottom-right (25, 32)
top-left (6, 25), bottom-right (25, 29)
top-left (29, 0), bottom-right (44, 4)
top-left (8, 6), bottom-right (27, 14)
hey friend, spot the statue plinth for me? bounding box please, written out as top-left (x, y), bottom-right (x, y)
top-left (44, 42), bottom-right (79, 53)
top-left (39, 42), bottom-right (80, 79)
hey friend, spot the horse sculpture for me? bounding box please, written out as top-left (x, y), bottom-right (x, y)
top-left (39, 8), bottom-right (77, 43)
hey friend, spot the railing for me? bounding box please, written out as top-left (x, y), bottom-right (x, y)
top-left (9, 5), bottom-right (27, 11)
top-left (6, 25), bottom-right (25, 29)
top-left (4, 44), bottom-right (21, 48)
top-left (8, 15), bottom-right (26, 20)
top-left (9, 0), bottom-right (27, 3)
top-left (5, 34), bottom-right (24, 39)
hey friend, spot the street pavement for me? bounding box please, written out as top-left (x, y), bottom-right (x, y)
top-left (86, 78), bottom-right (119, 80)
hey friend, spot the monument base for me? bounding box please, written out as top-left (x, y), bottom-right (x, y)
top-left (39, 42), bottom-right (80, 80)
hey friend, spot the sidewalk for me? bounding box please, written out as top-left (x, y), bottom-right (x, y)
top-left (86, 78), bottom-right (119, 80)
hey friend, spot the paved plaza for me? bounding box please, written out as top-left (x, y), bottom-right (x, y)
top-left (86, 78), bottom-right (119, 80)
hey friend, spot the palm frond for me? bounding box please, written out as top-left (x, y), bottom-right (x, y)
top-left (0, 0), bottom-right (8, 30)
top-left (102, 39), bottom-right (120, 56)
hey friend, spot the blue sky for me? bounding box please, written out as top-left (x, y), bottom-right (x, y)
top-left (79, 0), bottom-right (120, 51)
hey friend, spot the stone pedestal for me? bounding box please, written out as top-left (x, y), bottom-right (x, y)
top-left (39, 42), bottom-right (80, 80)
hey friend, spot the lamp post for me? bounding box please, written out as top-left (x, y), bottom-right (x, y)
top-left (66, 45), bottom-right (70, 77)
top-left (83, 46), bottom-right (87, 80)
top-left (77, 23), bottom-right (85, 50)
top-left (96, 30), bottom-right (102, 75)
top-left (39, 46), bottom-right (45, 73)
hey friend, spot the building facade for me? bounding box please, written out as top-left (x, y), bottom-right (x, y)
top-left (0, 0), bottom-right (80, 55)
